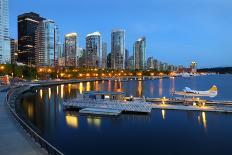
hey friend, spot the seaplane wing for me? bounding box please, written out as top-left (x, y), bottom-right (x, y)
top-left (174, 85), bottom-right (218, 97)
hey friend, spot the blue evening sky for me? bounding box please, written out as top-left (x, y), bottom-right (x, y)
top-left (9, 0), bottom-right (232, 68)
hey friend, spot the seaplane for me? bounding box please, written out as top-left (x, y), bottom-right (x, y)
top-left (174, 85), bottom-right (218, 98)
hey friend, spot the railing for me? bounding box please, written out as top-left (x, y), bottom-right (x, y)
top-left (5, 86), bottom-right (63, 155)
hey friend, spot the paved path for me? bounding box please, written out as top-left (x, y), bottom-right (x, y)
top-left (0, 91), bottom-right (46, 155)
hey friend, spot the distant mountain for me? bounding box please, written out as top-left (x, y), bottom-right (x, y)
top-left (198, 67), bottom-right (232, 74)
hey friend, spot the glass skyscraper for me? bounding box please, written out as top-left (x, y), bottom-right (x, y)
top-left (0, 0), bottom-right (10, 64)
top-left (86, 32), bottom-right (102, 68)
top-left (65, 33), bottom-right (77, 67)
top-left (111, 29), bottom-right (125, 69)
top-left (18, 12), bottom-right (44, 65)
top-left (133, 37), bottom-right (146, 70)
top-left (35, 20), bottom-right (59, 67)
top-left (102, 42), bottom-right (107, 69)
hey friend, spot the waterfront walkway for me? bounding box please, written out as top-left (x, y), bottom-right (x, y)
top-left (0, 91), bottom-right (45, 155)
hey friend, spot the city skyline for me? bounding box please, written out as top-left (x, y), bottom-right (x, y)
top-left (9, 0), bottom-right (232, 68)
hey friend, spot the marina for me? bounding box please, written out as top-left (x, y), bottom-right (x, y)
top-left (18, 74), bottom-right (232, 155)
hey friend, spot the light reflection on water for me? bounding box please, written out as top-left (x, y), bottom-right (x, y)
top-left (87, 117), bottom-right (102, 128)
top-left (20, 75), bottom-right (232, 155)
top-left (159, 78), bottom-right (163, 96)
top-left (65, 113), bottom-right (78, 128)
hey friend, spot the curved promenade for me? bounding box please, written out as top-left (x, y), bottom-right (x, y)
top-left (0, 89), bottom-right (46, 155)
top-left (0, 78), bottom-right (103, 155)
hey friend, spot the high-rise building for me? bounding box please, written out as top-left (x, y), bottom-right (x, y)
top-left (102, 42), bottom-right (107, 69)
top-left (125, 49), bottom-right (129, 69)
top-left (147, 57), bottom-right (154, 69)
top-left (0, 0), bottom-right (10, 64)
top-left (133, 37), bottom-right (146, 70)
top-left (160, 62), bottom-right (168, 71)
top-left (18, 12), bottom-right (45, 65)
top-left (35, 20), bottom-right (60, 67)
top-left (65, 33), bottom-right (77, 67)
top-left (79, 48), bottom-right (87, 68)
top-left (153, 59), bottom-right (160, 71)
top-left (107, 53), bottom-right (111, 69)
top-left (86, 32), bottom-right (102, 68)
top-left (10, 39), bottom-right (18, 64)
top-left (128, 56), bottom-right (134, 70)
top-left (76, 47), bottom-right (84, 67)
top-left (111, 29), bottom-right (125, 69)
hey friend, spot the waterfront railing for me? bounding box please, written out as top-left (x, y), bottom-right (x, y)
top-left (6, 86), bottom-right (64, 155)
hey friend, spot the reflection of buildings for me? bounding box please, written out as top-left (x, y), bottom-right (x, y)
top-left (94, 81), bottom-right (100, 91)
top-left (40, 89), bottom-right (43, 98)
top-left (86, 82), bottom-right (91, 91)
top-left (170, 77), bottom-right (175, 94)
top-left (87, 117), bottom-right (101, 128)
top-left (79, 82), bottom-right (83, 94)
top-left (149, 81), bottom-right (154, 96)
top-left (27, 102), bottom-right (34, 120)
top-left (159, 79), bottom-right (163, 97)
top-left (137, 81), bottom-right (142, 97)
top-left (114, 81), bottom-right (123, 92)
top-left (66, 113), bottom-right (78, 128)
top-left (48, 88), bottom-right (51, 99)
top-left (108, 80), bottom-right (111, 91)
top-left (61, 84), bottom-right (64, 99)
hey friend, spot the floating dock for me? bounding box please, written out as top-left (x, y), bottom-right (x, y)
top-left (79, 108), bottom-right (122, 116)
top-left (63, 99), bottom-right (152, 114)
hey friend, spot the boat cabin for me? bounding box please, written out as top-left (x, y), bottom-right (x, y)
top-left (83, 91), bottom-right (125, 100)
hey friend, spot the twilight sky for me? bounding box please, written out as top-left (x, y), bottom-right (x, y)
top-left (9, 0), bottom-right (232, 68)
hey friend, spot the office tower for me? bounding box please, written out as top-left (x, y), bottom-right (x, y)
top-left (128, 56), bottom-right (134, 70)
top-left (125, 49), bottom-right (129, 69)
top-left (79, 48), bottom-right (87, 68)
top-left (18, 12), bottom-right (45, 65)
top-left (147, 57), bottom-right (154, 69)
top-left (35, 20), bottom-right (59, 67)
top-left (111, 29), bottom-right (125, 69)
top-left (153, 59), bottom-right (160, 71)
top-left (160, 62), bottom-right (168, 71)
top-left (76, 47), bottom-right (84, 67)
top-left (10, 39), bottom-right (18, 64)
top-left (65, 33), bottom-right (77, 67)
top-left (107, 53), bottom-right (111, 69)
top-left (86, 32), bottom-right (102, 68)
top-left (102, 42), bottom-right (107, 69)
top-left (133, 37), bottom-right (146, 70)
top-left (0, 0), bottom-right (10, 64)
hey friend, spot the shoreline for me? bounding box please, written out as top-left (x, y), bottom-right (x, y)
top-left (3, 76), bottom-right (232, 154)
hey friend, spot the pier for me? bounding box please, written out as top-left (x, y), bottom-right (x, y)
top-left (63, 98), bottom-right (152, 113)
top-left (79, 108), bottom-right (122, 116)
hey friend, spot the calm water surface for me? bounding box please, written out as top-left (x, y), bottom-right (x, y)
top-left (20, 75), bottom-right (232, 155)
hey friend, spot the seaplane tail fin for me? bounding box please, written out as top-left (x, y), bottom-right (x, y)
top-left (184, 87), bottom-right (192, 92)
top-left (209, 85), bottom-right (217, 92)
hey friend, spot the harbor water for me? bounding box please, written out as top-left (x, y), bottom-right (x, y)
top-left (20, 75), bottom-right (232, 155)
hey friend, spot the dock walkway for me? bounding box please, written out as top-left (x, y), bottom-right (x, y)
top-left (64, 99), bottom-right (152, 113)
top-left (0, 91), bottom-right (45, 155)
